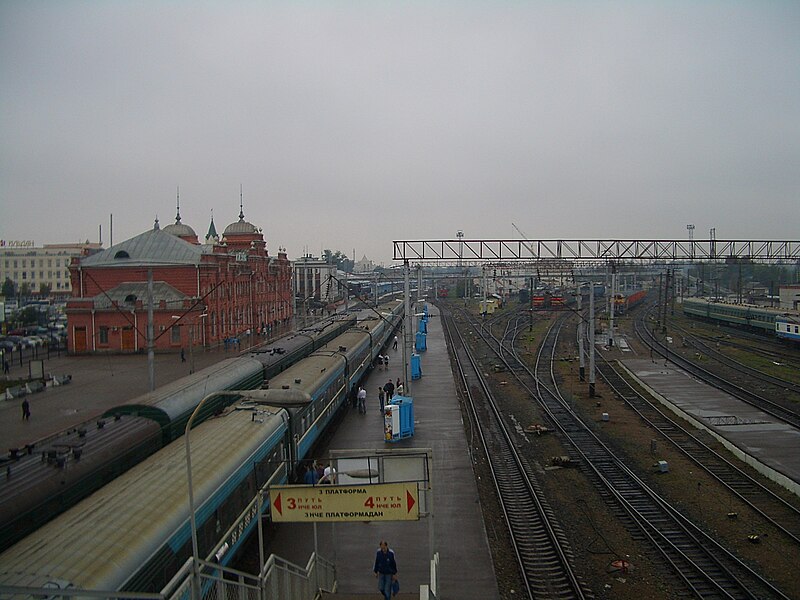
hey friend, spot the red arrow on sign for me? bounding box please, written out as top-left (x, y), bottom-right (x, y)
top-left (407, 490), bottom-right (415, 513)
top-left (273, 493), bottom-right (283, 515)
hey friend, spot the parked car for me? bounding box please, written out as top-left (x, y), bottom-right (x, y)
top-left (0, 339), bottom-right (15, 352)
top-left (22, 336), bottom-right (44, 348)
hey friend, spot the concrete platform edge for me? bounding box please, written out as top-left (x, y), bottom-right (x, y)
top-left (617, 360), bottom-right (800, 498)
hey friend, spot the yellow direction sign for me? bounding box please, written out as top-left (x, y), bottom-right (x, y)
top-left (269, 482), bottom-right (419, 522)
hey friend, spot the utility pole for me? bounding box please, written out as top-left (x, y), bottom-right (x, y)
top-left (529, 275), bottom-right (534, 332)
top-left (577, 282), bottom-right (585, 381)
top-left (147, 268), bottom-right (154, 392)
top-left (589, 284), bottom-right (596, 398)
top-left (403, 260), bottom-right (412, 393)
top-left (608, 263), bottom-right (616, 348)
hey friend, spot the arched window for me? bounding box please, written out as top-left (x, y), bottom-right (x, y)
top-left (114, 250), bottom-right (130, 259)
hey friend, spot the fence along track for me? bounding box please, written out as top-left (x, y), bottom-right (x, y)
top-left (441, 307), bottom-right (591, 600)
top-left (457, 307), bottom-right (790, 599)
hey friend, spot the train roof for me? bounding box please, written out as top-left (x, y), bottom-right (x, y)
top-left (264, 304), bottom-right (399, 397)
top-left (683, 297), bottom-right (799, 317)
top-left (0, 405), bottom-right (288, 592)
top-left (104, 356), bottom-right (264, 426)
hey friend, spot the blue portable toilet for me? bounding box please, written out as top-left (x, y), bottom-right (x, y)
top-left (415, 331), bottom-right (427, 352)
top-left (418, 318), bottom-right (427, 334)
top-left (411, 353), bottom-right (422, 380)
top-left (384, 395), bottom-right (414, 442)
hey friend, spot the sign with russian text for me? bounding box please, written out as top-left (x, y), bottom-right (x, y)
top-left (269, 483), bottom-right (419, 522)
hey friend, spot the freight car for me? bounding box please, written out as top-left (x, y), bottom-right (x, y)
top-left (0, 300), bottom-right (403, 595)
top-left (0, 313), bottom-right (356, 553)
top-left (613, 289), bottom-right (648, 314)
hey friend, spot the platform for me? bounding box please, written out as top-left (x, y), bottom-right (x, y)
top-left (264, 305), bottom-right (501, 599)
top-left (621, 358), bottom-right (800, 493)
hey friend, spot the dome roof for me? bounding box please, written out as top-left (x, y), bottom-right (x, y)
top-left (163, 221), bottom-right (197, 237)
top-left (163, 190), bottom-right (197, 238)
top-left (223, 199), bottom-right (259, 236)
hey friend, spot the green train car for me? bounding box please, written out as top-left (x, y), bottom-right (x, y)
top-left (681, 297), bottom-right (780, 333)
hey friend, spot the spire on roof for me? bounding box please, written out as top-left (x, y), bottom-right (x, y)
top-left (239, 184), bottom-right (245, 221)
top-left (154, 216), bottom-right (160, 230)
top-left (175, 186), bottom-right (182, 224)
top-left (206, 209), bottom-right (219, 241)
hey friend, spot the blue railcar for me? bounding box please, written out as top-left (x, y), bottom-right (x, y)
top-left (0, 313), bottom-right (356, 554)
top-left (776, 315), bottom-right (800, 343)
top-left (0, 300), bottom-right (404, 594)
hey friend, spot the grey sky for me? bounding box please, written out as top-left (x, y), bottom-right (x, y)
top-left (1, 2), bottom-right (798, 266)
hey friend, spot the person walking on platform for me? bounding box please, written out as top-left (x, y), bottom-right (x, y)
top-left (393, 335), bottom-right (398, 350)
top-left (357, 386), bottom-right (367, 414)
top-left (383, 379), bottom-right (394, 401)
top-left (378, 387), bottom-right (385, 413)
top-left (373, 540), bottom-right (398, 600)
top-left (382, 353), bottom-right (389, 370)
top-left (21, 398), bottom-right (30, 421)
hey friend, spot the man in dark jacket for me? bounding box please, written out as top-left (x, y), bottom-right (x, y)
top-left (373, 540), bottom-right (398, 600)
top-left (383, 379), bottom-right (395, 400)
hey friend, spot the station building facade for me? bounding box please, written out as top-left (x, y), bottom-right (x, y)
top-left (66, 209), bottom-right (292, 354)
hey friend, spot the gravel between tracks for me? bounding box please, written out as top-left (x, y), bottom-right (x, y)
top-left (449, 307), bottom-right (800, 599)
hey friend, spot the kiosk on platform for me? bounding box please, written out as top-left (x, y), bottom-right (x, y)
top-left (384, 395), bottom-right (414, 442)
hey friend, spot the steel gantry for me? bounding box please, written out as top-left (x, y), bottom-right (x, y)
top-left (392, 239), bottom-right (800, 264)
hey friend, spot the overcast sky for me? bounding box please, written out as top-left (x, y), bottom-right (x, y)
top-left (1, 2), bottom-right (798, 266)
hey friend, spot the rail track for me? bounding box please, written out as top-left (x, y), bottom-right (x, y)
top-left (447, 304), bottom-right (791, 599)
top-left (582, 340), bottom-right (800, 546)
top-left (441, 306), bottom-right (592, 600)
top-left (635, 309), bottom-right (800, 429)
top-left (665, 322), bottom-right (800, 394)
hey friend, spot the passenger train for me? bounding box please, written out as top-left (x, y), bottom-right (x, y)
top-left (0, 313), bottom-right (359, 553)
top-left (682, 297), bottom-right (800, 343)
top-left (0, 300), bottom-right (404, 595)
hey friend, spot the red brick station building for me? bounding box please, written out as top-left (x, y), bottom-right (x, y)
top-left (66, 206), bottom-right (292, 354)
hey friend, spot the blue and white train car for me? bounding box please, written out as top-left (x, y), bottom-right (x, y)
top-left (776, 315), bottom-right (800, 343)
top-left (0, 403), bottom-right (290, 594)
top-left (0, 300), bottom-right (403, 596)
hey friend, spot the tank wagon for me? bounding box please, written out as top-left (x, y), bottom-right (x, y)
top-left (0, 313), bottom-right (356, 553)
top-left (0, 301), bottom-right (404, 595)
